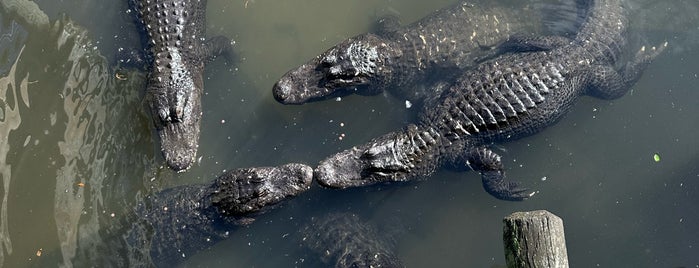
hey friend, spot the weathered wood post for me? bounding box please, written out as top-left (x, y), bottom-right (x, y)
top-left (503, 210), bottom-right (569, 268)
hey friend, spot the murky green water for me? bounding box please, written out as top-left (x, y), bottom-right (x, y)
top-left (1, 0), bottom-right (698, 267)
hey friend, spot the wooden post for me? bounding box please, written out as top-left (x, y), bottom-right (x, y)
top-left (503, 210), bottom-right (569, 268)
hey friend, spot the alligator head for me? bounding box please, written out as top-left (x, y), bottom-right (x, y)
top-left (139, 163), bottom-right (313, 265)
top-left (273, 33), bottom-right (401, 104)
top-left (208, 163), bottom-right (314, 218)
top-left (146, 48), bottom-right (204, 172)
top-left (315, 125), bottom-right (439, 188)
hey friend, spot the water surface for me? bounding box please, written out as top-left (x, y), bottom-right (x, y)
top-left (1, 0), bottom-right (698, 267)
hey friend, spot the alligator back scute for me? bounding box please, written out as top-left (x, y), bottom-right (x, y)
top-left (273, 1), bottom-right (548, 104)
top-left (315, 0), bottom-right (667, 201)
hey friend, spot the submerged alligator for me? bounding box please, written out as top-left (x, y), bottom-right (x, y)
top-left (301, 213), bottom-right (404, 268)
top-left (128, 163), bottom-right (313, 265)
top-left (134, 0), bottom-right (232, 171)
top-left (273, 1), bottom-right (572, 104)
top-left (314, 0), bottom-right (666, 200)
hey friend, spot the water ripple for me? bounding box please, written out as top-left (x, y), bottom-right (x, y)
top-left (0, 42), bottom-right (24, 268)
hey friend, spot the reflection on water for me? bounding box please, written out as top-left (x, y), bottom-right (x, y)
top-left (0, 0), bottom-right (698, 267)
top-left (0, 5), bottom-right (155, 266)
top-left (0, 19), bottom-right (26, 77)
top-left (50, 19), bottom-right (150, 267)
top-left (0, 33), bottom-right (24, 268)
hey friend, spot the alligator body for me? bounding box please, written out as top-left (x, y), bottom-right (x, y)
top-left (134, 0), bottom-right (232, 171)
top-left (315, 0), bottom-right (666, 201)
top-left (128, 163), bottom-right (313, 265)
top-left (301, 213), bottom-right (404, 268)
top-left (273, 1), bottom-right (555, 105)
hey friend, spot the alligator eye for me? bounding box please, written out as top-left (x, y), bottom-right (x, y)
top-left (158, 108), bottom-right (170, 123)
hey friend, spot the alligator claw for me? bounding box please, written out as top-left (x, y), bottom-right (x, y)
top-left (481, 171), bottom-right (535, 201)
top-left (466, 147), bottom-right (533, 201)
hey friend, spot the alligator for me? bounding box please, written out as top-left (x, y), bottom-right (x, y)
top-left (301, 213), bottom-right (404, 268)
top-left (314, 0), bottom-right (667, 201)
top-left (127, 163), bottom-right (313, 265)
top-left (272, 1), bottom-right (574, 105)
top-left (134, 0), bottom-right (232, 171)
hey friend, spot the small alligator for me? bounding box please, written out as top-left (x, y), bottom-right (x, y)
top-left (301, 213), bottom-right (404, 268)
top-left (273, 1), bottom-right (554, 105)
top-left (315, 0), bottom-right (666, 201)
top-left (134, 0), bottom-right (232, 171)
top-left (128, 163), bottom-right (313, 265)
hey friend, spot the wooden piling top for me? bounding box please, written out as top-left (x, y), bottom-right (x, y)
top-left (503, 210), bottom-right (569, 268)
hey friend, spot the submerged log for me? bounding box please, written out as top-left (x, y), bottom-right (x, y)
top-left (503, 210), bottom-right (569, 268)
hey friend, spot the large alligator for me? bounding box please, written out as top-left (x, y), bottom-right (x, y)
top-left (127, 163), bottom-right (313, 266)
top-left (273, 1), bottom-right (575, 105)
top-left (301, 213), bottom-right (404, 268)
top-left (134, 0), bottom-right (232, 171)
top-left (314, 0), bottom-right (666, 201)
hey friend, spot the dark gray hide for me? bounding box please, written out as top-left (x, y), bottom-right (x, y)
top-left (130, 163), bottom-right (313, 265)
top-left (134, 0), bottom-right (232, 171)
top-left (301, 213), bottom-right (404, 268)
top-left (315, 0), bottom-right (666, 201)
top-left (273, 1), bottom-right (549, 104)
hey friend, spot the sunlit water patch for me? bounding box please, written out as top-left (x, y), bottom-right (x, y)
top-left (0, 0), bottom-right (698, 267)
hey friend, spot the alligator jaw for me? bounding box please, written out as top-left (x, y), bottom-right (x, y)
top-left (157, 116), bottom-right (200, 172)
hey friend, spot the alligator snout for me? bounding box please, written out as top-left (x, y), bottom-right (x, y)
top-left (314, 147), bottom-right (368, 189)
top-left (272, 76), bottom-right (295, 103)
top-left (273, 63), bottom-right (328, 105)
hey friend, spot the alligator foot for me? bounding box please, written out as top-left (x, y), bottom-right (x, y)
top-left (621, 41), bottom-right (668, 85)
top-left (466, 147), bottom-right (534, 201)
top-left (203, 35), bottom-right (235, 62)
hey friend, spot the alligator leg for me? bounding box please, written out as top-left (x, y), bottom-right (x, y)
top-left (619, 42), bottom-right (668, 90)
top-left (586, 42), bottom-right (667, 99)
top-left (498, 35), bottom-right (573, 52)
top-left (465, 147), bottom-right (534, 201)
top-left (372, 14), bottom-right (401, 36)
top-left (475, 35), bottom-right (573, 63)
top-left (202, 35), bottom-right (234, 62)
